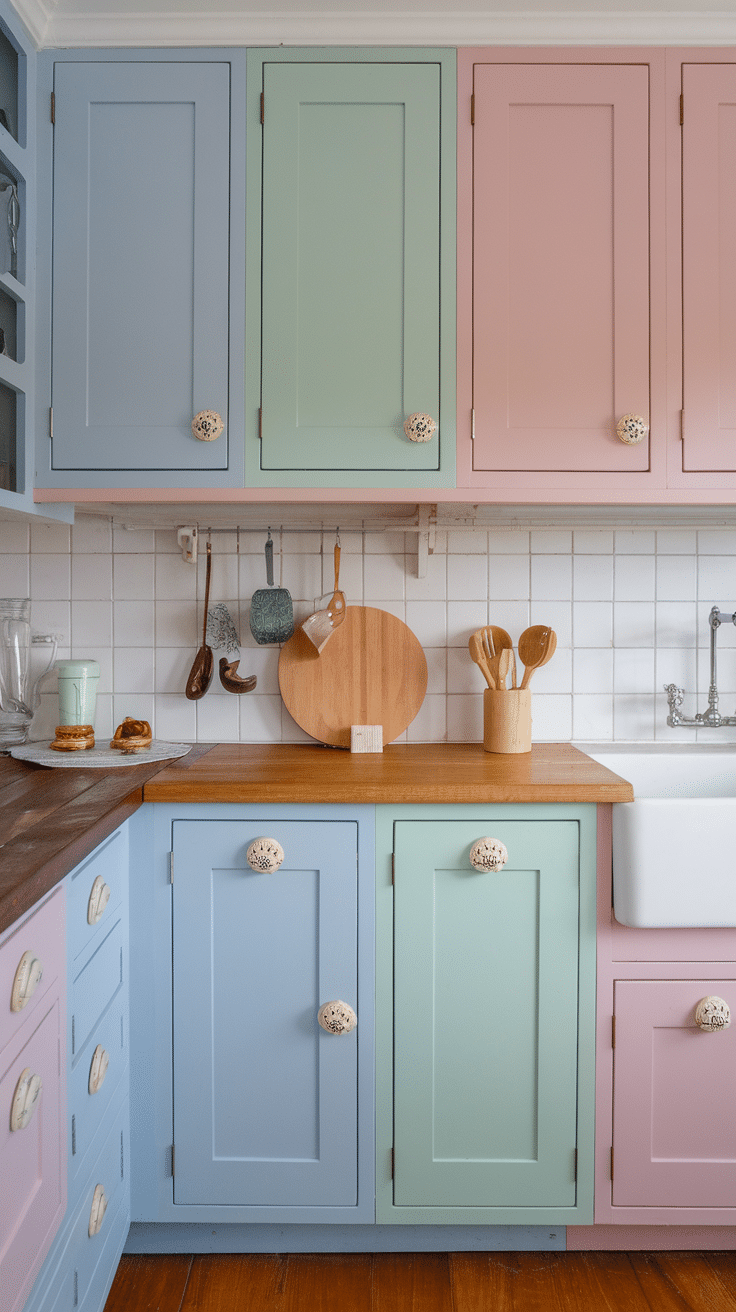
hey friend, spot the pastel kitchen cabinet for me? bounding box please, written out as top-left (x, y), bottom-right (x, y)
top-left (676, 56), bottom-right (736, 484)
top-left (456, 50), bottom-right (667, 498)
top-left (245, 49), bottom-right (456, 490)
top-left (612, 977), bottom-right (736, 1210)
top-left (376, 805), bottom-right (597, 1225)
top-left (129, 805), bottom-right (375, 1227)
top-left (593, 805), bottom-right (736, 1226)
top-left (37, 53), bottom-right (244, 490)
top-left (0, 887), bottom-right (66, 1312)
top-left (23, 824), bottom-right (131, 1312)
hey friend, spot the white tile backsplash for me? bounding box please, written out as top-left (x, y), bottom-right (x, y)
top-left (5, 516), bottom-right (736, 745)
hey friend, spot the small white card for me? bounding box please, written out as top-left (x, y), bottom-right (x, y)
top-left (350, 725), bottom-right (383, 753)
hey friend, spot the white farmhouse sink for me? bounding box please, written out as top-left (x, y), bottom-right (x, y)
top-left (583, 746), bottom-right (736, 928)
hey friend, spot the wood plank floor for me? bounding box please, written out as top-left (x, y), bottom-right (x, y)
top-left (105, 1252), bottom-right (736, 1312)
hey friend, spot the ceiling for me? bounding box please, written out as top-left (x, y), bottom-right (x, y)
top-left (10, 0), bottom-right (736, 50)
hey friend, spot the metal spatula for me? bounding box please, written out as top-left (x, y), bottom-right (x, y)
top-left (249, 531), bottom-right (294, 645)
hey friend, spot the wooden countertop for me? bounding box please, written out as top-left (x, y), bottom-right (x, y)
top-left (0, 746), bottom-right (210, 935)
top-left (0, 742), bottom-right (632, 937)
top-left (144, 742), bottom-right (634, 806)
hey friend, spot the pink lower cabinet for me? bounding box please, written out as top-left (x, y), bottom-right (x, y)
top-left (0, 889), bottom-right (66, 1312)
top-left (612, 978), bottom-right (736, 1215)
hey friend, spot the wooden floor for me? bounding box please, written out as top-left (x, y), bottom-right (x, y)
top-left (105, 1252), bottom-right (736, 1312)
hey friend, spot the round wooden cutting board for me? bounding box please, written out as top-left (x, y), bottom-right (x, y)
top-left (278, 606), bottom-right (427, 748)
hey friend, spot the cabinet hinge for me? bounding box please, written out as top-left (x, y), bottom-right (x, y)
top-left (680, 409), bottom-right (685, 443)
top-left (572, 1147), bottom-right (577, 1179)
top-left (391, 1147), bottom-right (394, 1179)
top-left (610, 1146), bottom-right (614, 1180)
top-left (680, 93), bottom-right (684, 126)
top-left (71, 1113), bottom-right (76, 1155)
top-left (171, 1145), bottom-right (175, 1177)
top-left (470, 93), bottom-right (475, 125)
top-left (169, 851), bottom-right (174, 884)
top-left (611, 1015), bottom-right (616, 1048)
top-left (73, 1270), bottom-right (78, 1308)
top-left (50, 91), bottom-right (55, 125)
top-left (258, 408), bottom-right (263, 442)
top-left (260, 92), bottom-right (264, 124)
top-left (391, 853), bottom-right (395, 885)
top-left (471, 408), bottom-right (475, 442)
top-left (71, 1014), bottom-right (75, 1055)
top-left (49, 407), bottom-right (53, 439)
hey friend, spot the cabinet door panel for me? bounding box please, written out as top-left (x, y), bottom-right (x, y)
top-left (472, 64), bottom-right (649, 473)
top-left (613, 979), bottom-right (736, 1207)
top-left (51, 62), bottom-right (229, 472)
top-left (682, 65), bottom-right (736, 471)
top-left (260, 63), bottom-right (440, 473)
top-left (172, 820), bottom-right (358, 1207)
top-left (393, 819), bottom-right (579, 1208)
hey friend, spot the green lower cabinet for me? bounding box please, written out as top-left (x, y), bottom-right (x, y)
top-left (376, 805), bottom-right (597, 1225)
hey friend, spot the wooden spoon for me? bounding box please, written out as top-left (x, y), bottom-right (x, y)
top-left (469, 631), bottom-right (496, 688)
top-left (518, 625), bottom-right (557, 690)
top-left (185, 541), bottom-right (214, 700)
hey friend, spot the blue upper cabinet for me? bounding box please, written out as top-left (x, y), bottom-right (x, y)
top-left (37, 53), bottom-right (245, 489)
top-left (246, 48), bottom-right (456, 490)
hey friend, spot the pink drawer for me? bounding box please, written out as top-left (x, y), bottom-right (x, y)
top-left (0, 887), bottom-right (65, 1059)
top-left (0, 996), bottom-right (66, 1312)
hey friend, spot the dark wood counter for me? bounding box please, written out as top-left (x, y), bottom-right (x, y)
top-left (0, 747), bottom-right (210, 934)
top-left (144, 742), bottom-right (634, 805)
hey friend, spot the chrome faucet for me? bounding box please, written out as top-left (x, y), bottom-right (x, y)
top-left (665, 605), bottom-right (736, 728)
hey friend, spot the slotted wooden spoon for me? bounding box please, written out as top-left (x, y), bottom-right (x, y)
top-left (469, 631), bottom-right (496, 688)
top-left (518, 625), bottom-right (557, 689)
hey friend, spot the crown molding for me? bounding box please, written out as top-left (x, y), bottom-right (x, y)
top-left (9, 0), bottom-right (52, 47)
top-left (28, 9), bottom-right (736, 51)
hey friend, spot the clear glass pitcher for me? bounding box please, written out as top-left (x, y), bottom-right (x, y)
top-left (0, 598), bottom-right (58, 748)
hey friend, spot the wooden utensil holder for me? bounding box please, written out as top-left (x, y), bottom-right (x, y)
top-left (483, 689), bottom-right (532, 754)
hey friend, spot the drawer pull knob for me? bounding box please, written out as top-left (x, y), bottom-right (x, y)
top-left (246, 838), bottom-right (285, 873)
top-left (87, 875), bottom-right (111, 925)
top-left (88, 1045), bottom-right (110, 1095)
top-left (88, 1184), bottom-right (108, 1236)
top-left (695, 996), bottom-right (731, 1031)
top-left (191, 410), bottom-right (224, 442)
top-left (10, 1067), bottom-right (42, 1131)
top-left (403, 413), bottom-right (436, 443)
top-left (469, 837), bottom-right (508, 872)
top-left (616, 414), bottom-right (648, 445)
top-left (318, 1000), bottom-right (357, 1035)
top-left (10, 950), bottom-right (43, 1012)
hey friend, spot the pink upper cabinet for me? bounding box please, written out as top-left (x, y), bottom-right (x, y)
top-left (457, 49), bottom-right (668, 499)
top-left (682, 63), bottom-right (736, 473)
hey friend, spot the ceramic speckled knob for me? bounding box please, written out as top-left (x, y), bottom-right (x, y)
top-left (192, 410), bottom-right (224, 442)
top-left (695, 996), bottom-right (731, 1032)
top-left (403, 413), bottom-right (436, 443)
top-left (318, 1000), bottom-right (357, 1035)
top-left (469, 837), bottom-right (508, 872)
top-left (246, 837), bottom-right (285, 873)
top-left (616, 414), bottom-right (648, 446)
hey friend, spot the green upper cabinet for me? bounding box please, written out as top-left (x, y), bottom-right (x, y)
top-left (246, 49), bottom-right (456, 489)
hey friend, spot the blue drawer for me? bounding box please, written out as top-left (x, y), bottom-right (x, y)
top-left (67, 828), bottom-right (128, 966)
top-left (71, 920), bottom-right (124, 1062)
top-left (70, 992), bottom-right (128, 1194)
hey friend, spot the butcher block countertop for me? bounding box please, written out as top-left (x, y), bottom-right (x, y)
top-left (0, 742), bottom-right (632, 936)
top-left (144, 742), bottom-right (634, 806)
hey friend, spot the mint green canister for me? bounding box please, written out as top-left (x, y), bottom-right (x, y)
top-left (56, 659), bottom-right (101, 727)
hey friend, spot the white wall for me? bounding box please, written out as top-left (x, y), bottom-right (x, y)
top-left (1, 514), bottom-right (735, 746)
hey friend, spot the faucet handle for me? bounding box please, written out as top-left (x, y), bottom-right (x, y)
top-left (664, 683), bottom-right (684, 707)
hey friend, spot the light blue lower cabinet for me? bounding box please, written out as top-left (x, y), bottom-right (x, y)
top-left (129, 804), bottom-right (376, 1227)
